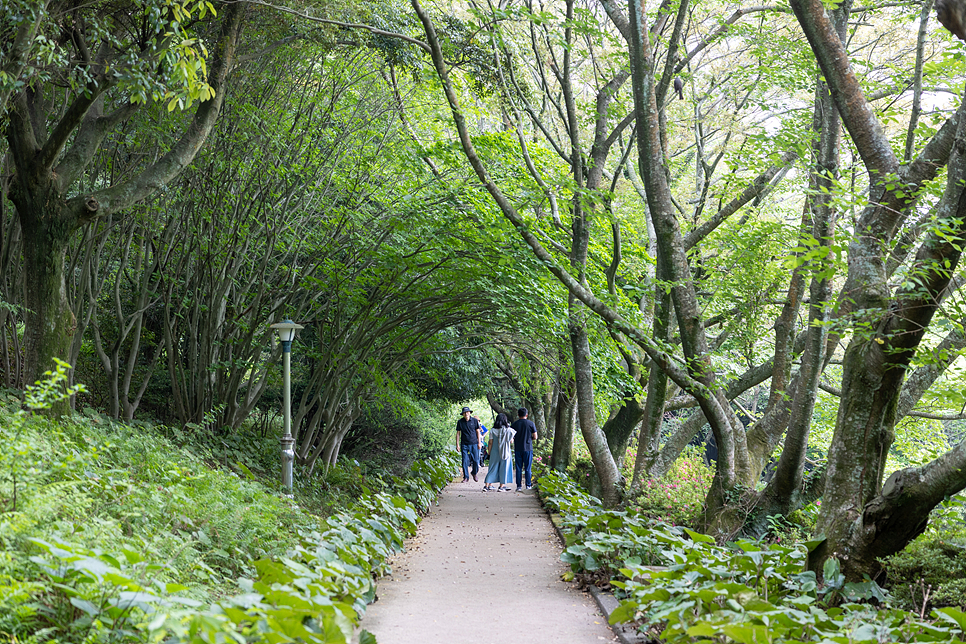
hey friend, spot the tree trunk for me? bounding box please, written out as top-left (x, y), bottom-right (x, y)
top-left (813, 131), bottom-right (966, 577)
top-left (551, 379), bottom-right (577, 471)
top-left (601, 393), bottom-right (645, 466)
top-left (631, 254), bottom-right (672, 488)
top-left (570, 297), bottom-right (622, 506)
top-left (11, 180), bottom-right (76, 411)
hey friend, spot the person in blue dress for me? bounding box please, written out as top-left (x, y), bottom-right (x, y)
top-left (482, 413), bottom-right (515, 492)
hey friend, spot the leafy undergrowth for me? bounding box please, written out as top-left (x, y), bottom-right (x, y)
top-left (539, 470), bottom-right (966, 644)
top-left (883, 496), bottom-right (966, 614)
top-left (563, 447), bottom-right (715, 529)
top-left (0, 363), bottom-right (459, 644)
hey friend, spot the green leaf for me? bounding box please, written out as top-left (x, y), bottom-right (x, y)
top-left (608, 601), bottom-right (639, 624)
top-left (804, 536), bottom-right (825, 552)
top-left (721, 623), bottom-right (774, 643)
top-left (936, 607), bottom-right (966, 630)
top-left (683, 528), bottom-right (715, 543)
top-left (822, 557), bottom-right (840, 581)
top-left (69, 598), bottom-right (100, 616)
top-left (687, 623), bottom-right (719, 637)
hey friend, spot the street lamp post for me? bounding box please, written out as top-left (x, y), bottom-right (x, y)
top-left (271, 319), bottom-right (303, 492)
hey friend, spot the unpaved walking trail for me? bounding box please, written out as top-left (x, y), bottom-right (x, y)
top-left (362, 471), bottom-right (617, 644)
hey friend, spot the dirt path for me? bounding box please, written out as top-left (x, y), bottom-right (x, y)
top-left (362, 470), bottom-right (617, 644)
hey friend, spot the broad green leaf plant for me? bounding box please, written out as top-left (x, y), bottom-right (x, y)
top-left (539, 469), bottom-right (966, 643)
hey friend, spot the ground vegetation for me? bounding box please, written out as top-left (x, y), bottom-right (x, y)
top-left (0, 365), bottom-right (458, 643)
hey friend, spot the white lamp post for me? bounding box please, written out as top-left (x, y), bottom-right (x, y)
top-left (271, 319), bottom-right (303, 492)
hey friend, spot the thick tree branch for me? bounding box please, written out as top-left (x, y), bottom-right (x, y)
top-left (56, 100), bottom-right (139, 190)
top-left (5, 91), bottom-right (40, 163)
top-left (863, 438), bottom-right (966, 559)
top-left (40, 42), bottom-right (114, 174)
top-left (900, 108), bottom-right (960, 187)
top-left (790, 0), bottom-right (897, 181)
top-left (83, 2), bottom-right (246, 222)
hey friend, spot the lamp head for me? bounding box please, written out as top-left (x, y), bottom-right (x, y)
top-left (271, 320), bottom-right (304, 343)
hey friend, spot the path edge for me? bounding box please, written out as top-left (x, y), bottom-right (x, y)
top-left (537, 488), bottom-right (648, 644)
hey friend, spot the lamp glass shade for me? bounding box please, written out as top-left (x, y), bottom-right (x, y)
top-left (271, 320), bottom-right (304, 343)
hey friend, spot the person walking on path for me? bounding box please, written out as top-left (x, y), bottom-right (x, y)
top-left (456, 406), bottom-right (483, 482)
top-left (482, 413), bottom-right (515, 492)
top-left (511, 407), bottom-right (537, 491)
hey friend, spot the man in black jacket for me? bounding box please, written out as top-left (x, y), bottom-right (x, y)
top-left (511, 407), bottom-right (538, 491)
top-left (456, 406), bottom-right (483, 482)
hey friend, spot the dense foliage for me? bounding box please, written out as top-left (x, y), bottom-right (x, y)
top-left (884, 497), bottom-right (966, 613)
top-left (0, 366), bottom-right (458, 644)
top-left (540, 470), bottom-right (966, 643)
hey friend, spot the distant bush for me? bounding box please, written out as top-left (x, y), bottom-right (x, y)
top-left (341, 398), bottom-right (457, 472)
top-left (628, 447), bottom-right (713, 527)
top-left (567, 455), bottom-right (595, 487)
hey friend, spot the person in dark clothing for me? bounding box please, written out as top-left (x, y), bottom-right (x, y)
top-left (456, 406), bottom-right (483, 482)
top-left (510, 407), bottom-right (537, 491)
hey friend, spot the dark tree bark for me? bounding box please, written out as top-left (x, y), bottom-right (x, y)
top-left (630, 252), bottom-right (672, 489)
top-left (601, 394), bottom-right (645, 466)
top-left (551, 377), bottom-right (577, 471)
top-left (0, 190), bottom-right (24, 388)
top-left (569, 297), bottom-right (623, 505)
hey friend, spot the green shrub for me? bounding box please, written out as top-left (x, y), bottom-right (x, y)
top-left (883, 496), bottom-right (966, 613)
top-left (567, 456), bottom-right (595, 488)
